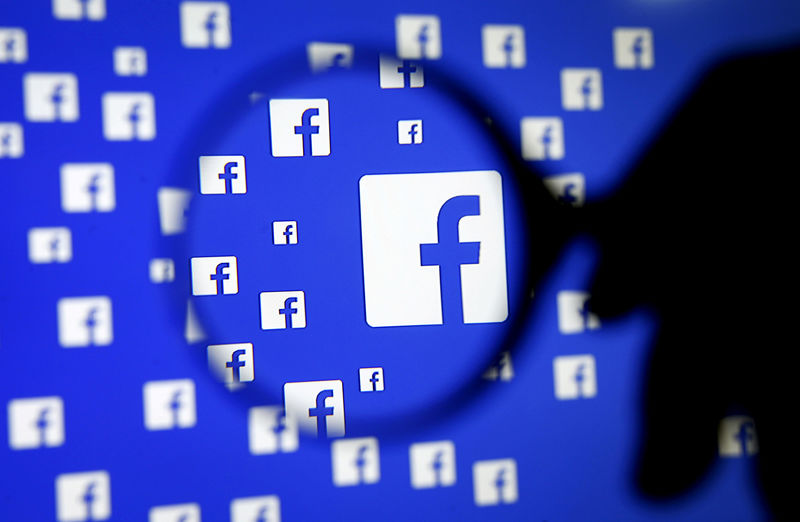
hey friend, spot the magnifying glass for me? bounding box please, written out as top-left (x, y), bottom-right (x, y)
top-left (162, 45), bottom-right (569, 440)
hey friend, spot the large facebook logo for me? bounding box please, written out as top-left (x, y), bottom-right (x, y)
top-left (23, 73), bottom-right (79, 122)
top-left (359, 171), bottom-right (508, 327)
top-left (719, 415), bottom-right (759, 457)
top-left (55, 470), bottom-right (111, 521)
top-left (269, 99), bottom-right (330, 157)
top-left (283, 380), bottom-right (345, 438)
top-left (7, 396), bottom-right (65, 450)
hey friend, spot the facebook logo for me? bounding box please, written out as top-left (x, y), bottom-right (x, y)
top-left (359, 170), bottom-right (508, 327)
top-left (561, 68), bottom-right (603, 110)
top-left (149, 258), bottom-right (175, 283)
top-left (57, 296), bottom-right (113, 348)
top-left (358, 367), bottom-right (384, 392)
top-left (307, 42), bottom-right (353, 72)
top-left (0, 122), bottom-right (24, 158)
top-left (557, 290), bottom-right (600, 334)
top-left (248, 406), bottom-right (299, 455)
top-left (719, 416), bottom-right (759, 457)
top-left (7, 396), bottom-right (65, 450)
top-left (230, 496), bottom-right (280, 522)
top-left (553, 354), bottom-right (597, 400)
top-left (379, 54), bottom-right (424, 89)
top-left (149, 503), bottom-right (200, 522)
top-left (28, 227), bottom-right (72, 264)
top-left (142, 379), bottom-right (197, 430)
top-left (180, 1), bottom-right (231, 49)
top-left (102, 92), bottom-right (156, 141)
top-left (157, 187), bottom-right (192, 235)
top-left (613, 27), bottom-right (654, 69)
top-left (60, 163), bottom-right (115, 213)
top-left (272, 221), bottom-right (298, 245)
top-left (521, 117), bottom-right (564, 160)
top-left (409, 441), bottom-right (456, 489)
top-left (23, 73), bottom-right (79, 122)
top-left (283, 380), bottom-right (345, 438)
top-left (397, 119), bottom-right (423, 144)
top-left (481, 25), bottom-right (525, 68)
top-left (55, 470), bottom-right (111, 521)
top-left (395, 14), bottom-right (441, 59)
top-left (207, 343), bottom-right (254, 387)
top-left (198, 155), bottom-right (246, 194)
top-left (473, 459), bottom-right (518, 506)
top-left (331, 437), bottom-right (380, 486)
top-left (113, 47), bottom-right (147, 76)
top-left (52, 0), bottom-right (106, 20)
top-left (482, 351), bottom-right (513, 381)
top-left (190, 256), bottom-right (238, 295)
top-left (0, 28), bottom-right (27, 63)
top-left (260, 291), bottom-right (306, 330)
top-left (543, 173), bottom-right (585, 207)
top-left (269, 99), bottom-right (330, 157)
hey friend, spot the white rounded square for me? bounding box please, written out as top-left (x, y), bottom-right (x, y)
top-left (561, 68), bottom-right (603, 110)
top-left (149, 503), bottom-right (200, 522)
top-left (113, 47), bottom-right (147, 76)
top-left (157, 187), bottom-right (192, 235)
top-left (395, 14), bottom-right (441, 59)
top-left (0, 122), bottom-right (24, 158)
top-left (190, 256), bottom-right (238, 295)
top-left (260, 291), bottom-right (305, 329)
top-left (543, 173), bottom-right (585, 207)
top-left (28, 227), bottom-right (72, 263)
top-left (553, 354), bottom-right (597, 400)
top-left (269, 98), bottom-right (330, 157)
top-left (331, 437), bottom-right (380, 486)
top-left (613, 27), bottom-right (654, 69)
top-left (149, 258), bottom-right (175, 283)
top-left (57, 296), bottom-right (113, 348)
top-left (272, 221), bottom-right (298, 245)
top-left (52, 0), bottom-right (106, 20)
top-left (409, 440), bottom-right (456, 488)
top-left (397, 119), bottom-right (422, 144)
top-left (481, 25), bottom-right (525, 68)
top-left (8, 396), bottom-right (65, 449)
top-left (521, 117), bottom-right (564, 160)
top-left (472, 459), bottom-right (518, 506)
top-left (719, 415), bottom-right (758, 457)
top-left (557, 290), bottom-right (600, 334)
top-left (180, 1), bottom-right (231, 49)
top-left (55, 470), bottom-right (111, 521)
top-left (143, 379), bottom-right (196, 430)
top-left (0, 28), bottom-right (27, 63)
top-left (230, 496), bottom-right (280, 522)
top-left (248, 406), bottom-right (298, 454)
top-left (379, 54), bottom-right (424, 89)
top-left (358, 367), bottom-right (384, 392)
top-left (307, 42), bottom-right (353, 72)
top-left (24, 73), bottom-right (79, 122)
top-left (207, 343), bottom-right (254, 384)
top-left (60, 163), bottom-right (115, 213)
top-left (283, 380), bottom-right (344, 438)
top-left (102, 92), bottom-right (155, 141)
top-left (198, 155), bottom-right (246, 194)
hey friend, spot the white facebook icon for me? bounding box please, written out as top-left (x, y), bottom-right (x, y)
top-left (230, 496), bottom-right (280, 522)
top-left (306, 42), bottom-right (353, 72)
top-left (52, 0), bottom-right (105, 20)
top-left (553, 354), bottom-right (597, 400)
top-left (283, 380), bottom-right (345, 438)
top-left (543, 173), bottom-right (585, 207)
top-left (149, 258), bottom-right (175, 283)
top-left (57, 296), bottom-right (113, 348)
top-left (379, 54), bottom-right (424, 89)
top-left (142, 379), bottom-right (197, 430)
top-left (397, 119), bottom-right (423, 144)
top-left (190, 256), bottom-right (238, 295)
top-left (0, 28), bottom-right (27, 63)
top-left (0, 122), bottom-right (24, 158)
top-left (28, 227), bottom-right (72, 264)
top-left (272, 221), bottom-right (298, 245)
top-left (521, 117), bottom-right (564, 160)
top-left (207, 343), bottom-right (254, 387)
top-left (473, 459), bottom-right (518, 506)
top-left (557, 290), bottom-right (600, 334)
top-left (482, 25), bottom-right (525, 68)
top-left (102, 92), bottom-right (156, 141)
top-left (198, 155), bottom-right (246, 194)
top-left (260, 290), bottom-right (305, 330)
top-left (149, 503), bottom-right (200, 522)
top-left (157, 187), bottom-right (192, 235)
top-left (719, 416), bottom-right (759, 457)
top-left (359, 170), bottom-right (508, 327)
top-left (113, 47), bottom-right (147, 76)
top-left (55, 470), bottom-right (111, 521)
top-left (561, 68), bottom-right (603, 110)
top-left (331, 437), bottom-right (380, 487)
top-left (180, 1), bottom-right (231, 49)
top-left (409, 441), bottom-right (456, 489)
top-left (60, 163), bottom-right (115, 213)
top-left (269, 99), bottom-right (330, 157)
top-left (248, 406), bottom-right (299, 455)
top-left (358, 367), bottom-right (384, 392)
top-left (395, 14), bottom-right (441, 59)
top-left (24, 73), bottom-right (79, 122)
top-left (614, 27), bottom-right (654, 69)
top-left (7, 396), bottom-right (65, 450)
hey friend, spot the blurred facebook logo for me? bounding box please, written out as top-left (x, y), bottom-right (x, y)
top-left (57, 296), bottom-right (113, 348)
top-left (149, 503), bottom-right (200, 522)
top-left (7, 396), bottom-right (65, 450)
top-left (142, 379), bottom-right (197, 431)
top-left (553, 354), bottom-right (597, 400)
top-left (102, 92), bottom-right (156, 141)
top-left (283, 380), bottom-right (345, 438)
top-left (180, 1), bottom-right (231, 49)
top-left (149, 258), bottom-right (175, 283)
top-left (269, 99), bottom-right (330, 157)
top-left (207, 343), bottom-right (254, 387)
top-left (260, 291), bottom-right (306, 330)
top-left (55, 470), bottom-right (111, 521)
top-left (561, 68), bottom-right (603, 110)
top-left (190, 256), bottom-right (238, 295)
top-left (521, 117), bottom-right (564, 160)
top-left (52, 0), bottom-right (106, 21)
top-left (379, 54), bottom-right (424, 89)
top-left (0, 122), bottom-right (24, 158)
top-left (248, 406), bottom-right (299, 455)
top-left (482, 351), bottom-right (513, 381)
top-left (473, 459), bottom-right (518, 506)
top-left (199, 155), bottom-right (246, 194)
top-left (230, 495), bottom-right (280, 522)
top-left (113, 46), bottom-right (147, 76)
top-left (543, 173), bottom-right (585, 207)
top-left (157, 187), bottom-right (192, 235)
top-left (272, 221), bottom-right (298, 245)
top-left (481, 25), bottom-right (525, 68)
top-left (613, 27), bottom-right (654, 69)
top-left (359, 170), bottom-right (508, 327)
top-left (0, 28), bottom-right (27, 63)
top-left (307, 42), bottom-right (353, 72)
top-left (395, 14), bottom-right (441, 59)
top-left (331, 437), bottom-right (380, 486)
top-left (719, 416), bottom-right (759, 457)
top-left (557, 290), bottom-right (600, 334)
top-left (60, 163), bottom-right (115, 213)
top-left (24, 73), bottom-right (79, 122)
top-left (409, 441), bottom-right (456, 489)
top-left (28, 227), bottom-right (72, 264)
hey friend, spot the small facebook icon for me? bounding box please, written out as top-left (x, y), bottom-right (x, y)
top-left (360, 171), bottom-right (508, 327)
top-left (719, 416), bottom-right (759, 457)
top-left (283, 380), bottom-right (345, 438)
top-left (149, 503), bottom-right (200, 522)
top-left (230, 496), bottom-right (280, 522)
top-left (473, 459), bottom-right (518, 506)
top-left (260, 291), bottom-right (306, 330)
top-left (55, 470), bottom-right (111, 521)
top-left (269, 99), bottom-right (330, 157)
top-left (52, 0), bottom-right (106, 20)
top-left (395, 14), bottom-right (442, 59)
top-left (113, 46), bottom-right (147, 76)
top-left (57, 296), bottom-right (113, 348)
top-left (142, 379), bottom-right (197, 430)
top-left (207, 343), bottom-right (254, 388)
top-left (557, 290), bottom-right (600, 334)
top-left (543, 173), bottom-right (585, 207)
top-left (190, 256), bottom-right (238, 295)
top-left (521, 117), bottom-right (564, 160)
top-left (102, 92), bottom-right (156, 141)
top-left (198, 155), bottom-right (246, 194)
top-left (248, 406), bottom-right (299, 455)
top-left (157, 187), bottom-right (192, 235)
top-left (7, 396), bottom-right (65, 450)
top-left (307, 42), bottom-right (354, 72)
top-left (481, 25), bottom-right (525, 68)
top-left (561, 68), bottom-right (603, 110)
top-left (553, 354), bottom-right (597, 400)
top-left (409, 441), bottom-right (456, 489)
top-left (0, 122), bottom-right (24, 158)
top-left (180, 1), bottom-right (232, 49)
top-left (0, 28), bottom-right (27, 63)
top-left (28, 227), bottom-right (72, 264)
top-left (613, 27), bottom-right (654, 69)
top-left (60, 163), bottom-right (115, 213)
top-left (148, 258), bottom-right (175, 283)
top-left (397, 120), bottom-right (423, 145)
top-left (272, 221), bottom-right (298, 245)
top-left (358, 367), bottom-right (384, 392)
top-left (331, 437), bottom-right (380, 487)
top-left (23, 73), bottom-right (79, 122)
top-left (379, 54), bottom-right (424, 89)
